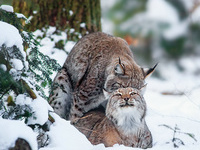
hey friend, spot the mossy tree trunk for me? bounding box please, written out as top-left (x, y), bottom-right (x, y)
top-left (13, 0), bottom-right (101, 41)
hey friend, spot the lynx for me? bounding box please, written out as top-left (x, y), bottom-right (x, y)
top-left (74, 87), bottom-right (152, 148)
top-left (49, 32), bottom-right (156, 122)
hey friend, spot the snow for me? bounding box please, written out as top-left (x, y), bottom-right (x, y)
top-left (0, 64), bottom-right (7, 71)
top-left (80, 23), bottom-right (86, 28)
top-left (0, 21), bottom-right (24, 57)
top-left (146, 0), bottom-right (178, 24)
top-left (144, 0), bottom-right (188, 39)
top-left (32, 27), bottom-right (75, 66)
top-left (0, 21), bottom-right (28, 72)
top-left (101, 0), bottom-right (194, 40)
top-left (28, 98), bottom-right (53, 125)
top-left (100, 0), bottom-right (115, 34)
top-left (15, 94), bottom-right (53, 125)
top-left (16, 13), bottom-right (27, 19)
top-left (33, 11), bottom-right (37, 14)
top-left (69, 28), bottom-right (75, 33)
top-left (10, 58), bottom-right (24, 70)
top-left (41, 113), bottom-right (93, 150)
top-left (0, 118), bottom-right (38, 150)
top-left (69, 10), bottom-right (73, 16)
top-left (179, 57), bottom-right (200, 73)
top-left (15, 94), bottom-right (32, 105)
top-left (191, 6), bottom-right (200, 23)
top-left (0, 5), bottom-right (14, 12)
top-left (26, 16), bottom-right (33, 24)
top-left (64, 41), bottom-right (75, 53)
top-left (9, 68), bottom-right (18, 78)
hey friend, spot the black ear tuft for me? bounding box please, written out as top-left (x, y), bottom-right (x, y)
top-left (142, 63), bottom-right (158, 78)
top-left (119, 57), bottom-right (122, 65)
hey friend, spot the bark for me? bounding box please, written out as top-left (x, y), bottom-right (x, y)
top-left (13, 0), bottom-right (101, 41)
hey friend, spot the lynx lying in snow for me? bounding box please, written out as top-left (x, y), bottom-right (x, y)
top-left (74, 87), bottom-right (152, 149)
top-left (49, 32), bottom-right (156, 122)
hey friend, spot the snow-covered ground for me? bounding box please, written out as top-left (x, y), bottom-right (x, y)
top-left (1, 1), bottom-right (200, 150)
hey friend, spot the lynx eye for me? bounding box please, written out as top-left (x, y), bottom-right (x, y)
top-left (112, 83), bottom-right (121, 87)
top-left (115, 92), bottom-right (122, 97)
top-left (129, 91), bottom-right (136, 96)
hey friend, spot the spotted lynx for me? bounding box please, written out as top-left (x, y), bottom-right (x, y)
top-left (49, 32), bottom-right (156, 122)
top-left (74, 87), bottom-right (152, 148)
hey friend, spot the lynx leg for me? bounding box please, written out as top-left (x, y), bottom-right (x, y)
top-left (138, 124), bottom-right (153, 148)
top-left (69, 94), bottom-right (86, 123)
top-left (49, 68), bottom-right (72, 120)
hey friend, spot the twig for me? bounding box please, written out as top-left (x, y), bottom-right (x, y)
top-left (72, 114), bottom-right (93, 123)
top-left (75, 126), bottom-right (98, 133)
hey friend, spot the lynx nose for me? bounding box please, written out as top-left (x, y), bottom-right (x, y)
top-left (124, 97), bottom-right (129, 101)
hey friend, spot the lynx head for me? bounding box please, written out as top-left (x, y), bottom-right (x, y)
top-left (104, 57), bottom-right (157, 99)
top-left (106, 87), bottom-right (147, 132)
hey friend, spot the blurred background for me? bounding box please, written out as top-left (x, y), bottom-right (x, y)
top-left (101, 0), bottom-right (200, 68)
top-left (1, 0), bottom-right (200, 83)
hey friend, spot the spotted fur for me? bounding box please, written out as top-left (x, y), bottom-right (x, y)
top-left (74, 87), bottom-right (152, 148)
top-left (49, 32), bottom-right (155, 121)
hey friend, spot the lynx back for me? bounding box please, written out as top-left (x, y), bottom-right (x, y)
top-left (49, 32), bottom-right (156, 121)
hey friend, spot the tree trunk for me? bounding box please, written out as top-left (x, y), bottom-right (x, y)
top-left (13, 0), bottom-right (101, 41)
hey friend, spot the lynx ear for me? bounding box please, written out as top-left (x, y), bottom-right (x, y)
top-left (140, 84), bottom-right (147, 95)
top-left (114, 57), bottom-right (125, 75)
top-left (142, 63), bottom-right (158, 79)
